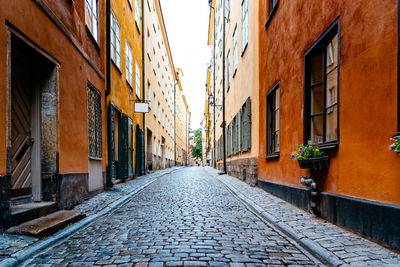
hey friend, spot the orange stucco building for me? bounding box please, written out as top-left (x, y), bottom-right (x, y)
top-left (258, 0), bottom-right (400, 249)
top-left (0, 0), bottom-right (106, 230)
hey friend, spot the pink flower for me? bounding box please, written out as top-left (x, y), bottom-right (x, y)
top-left (389, 144), bottom-right (395, 150)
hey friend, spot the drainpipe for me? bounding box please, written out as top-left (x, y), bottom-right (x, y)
top-left (221, 0), bottom-right (227, 174)
top-left (142, 0), bottom-right (145, 174)
top-left (211, 3), bottom-right (216, 169)
top-left (105, 0), bottom-right (111, 96)
top-left (300, 176), bottom-right (318, 215)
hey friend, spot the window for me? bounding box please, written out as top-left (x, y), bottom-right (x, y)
top-left (110, 11), bottom-right (121, 69)
top-left (233, 26), bottom-right (237, 72)
top-left (304, 22), bottom-right (339, 146)
top-left (227, 50), bottom-right (230, 89)
top-left (135, 0), bottom-right (140, 30)
top-left (153, 93), bottom-right (156, 116)
top-left (241, 0), bottom-right (248, 52)
top-left (147, 32), bottom-right (151, 58)
top-left (266, 82), bottom-right (280, 156)
top-left (147, 82), bottom-right (151, 102)
top-left (269, 0), bottom-right (279, 14)
top-left (85, 0), bottom-right (98, 42)
top-left (135, 61), bottom-right (141, 98)
top-left (158, 102), bottom-right (161, 122)
top-left (88, 83), bottom-right (102, 159)
top-left (126, 41), bottom-right (133, 86)
top-left (266, 0), bottom-right (279, 28)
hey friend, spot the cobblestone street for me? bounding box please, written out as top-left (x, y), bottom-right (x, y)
top-left (23, 168), bottom-right (320, 266)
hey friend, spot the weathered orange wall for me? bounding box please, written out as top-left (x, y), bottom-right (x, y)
top-left (258, 0), bottom-right (399, 205)
top-left (0, 0), bottom-right (106, 175)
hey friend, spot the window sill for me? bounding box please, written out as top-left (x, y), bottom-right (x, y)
top-left (232, 68), bottom-right (237, 78)
top-left (89, 156), bottom-right (103, 161)
top-left (265, 153), bottom-right (279, 159)
top-left (265, 0), bottom-right (279, 30)
top-left (85, 25), bottom-right (100, 51)
top-left (317, 142), bottom-right (339, 151)
top-left (241, 43), bottom-right (248, 57)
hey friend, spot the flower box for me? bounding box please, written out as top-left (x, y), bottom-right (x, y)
top-left (297, 156), bottom-right (330, 170)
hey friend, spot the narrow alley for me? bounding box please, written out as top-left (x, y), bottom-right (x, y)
top-left (11, 167), bottom-right (397, 266)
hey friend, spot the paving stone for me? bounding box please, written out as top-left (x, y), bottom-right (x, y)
top-left (7, 167), bottom-right (400, 266)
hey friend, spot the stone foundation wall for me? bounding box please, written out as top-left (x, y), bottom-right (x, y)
top-left (217, 157), bottom-right (258, 186)
top-left (0, 175), bottom-right (11, 232)
top-left (43, 173), bottom-right (88, 210)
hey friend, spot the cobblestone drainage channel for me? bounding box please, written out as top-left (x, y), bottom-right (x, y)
top-left (0, 168), bottom-right (181, 267)
top-left (214, 174), bottom-right (343, 267)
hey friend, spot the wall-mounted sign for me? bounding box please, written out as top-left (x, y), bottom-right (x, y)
top-left (134, 102), bottom-right (149, 113)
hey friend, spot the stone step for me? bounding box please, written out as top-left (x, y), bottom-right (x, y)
top-left (6, 210), bottom-right (85, 238)
top-left (11, 202), bottom-right (58, 226)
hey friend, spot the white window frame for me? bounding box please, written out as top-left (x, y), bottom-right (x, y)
top-left (233, 26), bottom-right (237, 72)
top-left (125, 41), bottom-right (133, 86)
top-left (135, 0), bottom-right (140, 30)
top-left (135, 60), bottom-right (141, 98)
top-left (241, 0), bottom-right (248, 52)
top-left (111, 10), bottom-right (121, 69)
top-left (85, 0), bottom-right (99, 42)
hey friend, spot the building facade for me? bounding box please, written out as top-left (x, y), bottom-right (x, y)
top-left (207, 0), bottom-right (260, 185)
top-left (144, 0), bottom-right (180, 171)
top-left (0, 0), bottom-right (106, 230)
top-left (258, 0), bottom-right (400, 249)
top-left (106, 0), bottom-right (144, 183)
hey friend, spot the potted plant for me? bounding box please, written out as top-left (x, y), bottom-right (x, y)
top-left (291, 141), bottom-right (330, 170)
top-left (389, 138), bottom-right (400, 153)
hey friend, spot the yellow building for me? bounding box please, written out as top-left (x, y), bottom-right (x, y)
top-left (105, 0), bottom-right (144, 183)
top-left (207, 0), bottom-right (259, 184)
top-left (143, 0), bottom-right (188, 170)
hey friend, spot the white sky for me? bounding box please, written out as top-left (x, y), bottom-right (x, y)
top-left (160, 0), bottom-right (211, 131)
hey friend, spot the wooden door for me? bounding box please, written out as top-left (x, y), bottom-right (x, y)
top-left (10, 59), bottom-right (33, 197)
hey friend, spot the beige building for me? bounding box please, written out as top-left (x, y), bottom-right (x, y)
top-left (143, 0), bottom-right (189, 171)
top-left (207, 0), bottom-right (259, 184)
top-left (175, 78), bottom-right (190, 165)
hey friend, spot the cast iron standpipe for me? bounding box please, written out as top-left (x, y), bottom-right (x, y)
top-left (300, 176), bottom-right (318, 214)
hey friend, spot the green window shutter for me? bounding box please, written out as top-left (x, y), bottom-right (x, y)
top-left (245, 97), bottom-right (252, 151)
top-left (241, 97), bottom-right (252, 152)
top-left (135, 124), bottom-right (140, 175)
top-left (238, 109), bottom-right (242, 153)
top-left (233, 115), bottom-right (237, 155)
top-left (129, 123), bottom-right (133, 176)
top-left (107, 102), bottom-right (116, 182)
top-left (122, 114), bottom-right (129, 180)
top-left (227, 123), bottom-right (231, 157)
top-left (241, 104), bottom-right (246, 152)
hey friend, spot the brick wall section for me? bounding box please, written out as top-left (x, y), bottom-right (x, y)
top-left (217, 157), bottom-right (258, 186)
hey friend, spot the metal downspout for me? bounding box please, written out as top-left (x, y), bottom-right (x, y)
top-left (142, 0), bottom-right (145, 174)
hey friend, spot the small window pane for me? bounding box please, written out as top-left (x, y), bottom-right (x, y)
top-left (311, 115), bottom-right (323, 144)
top-left (275, 88), bottom-right (280, 108)
top-left (275, 109), bottom-right (280, 131)
top-left (274, 131), bottom-right (280, 152)
top-left (326, 34), bottom-right (338, 72)
top-left (326, 105), bottom-right (338, 141)
top-left (311, 85), bottom-right (323, 114)
top-left (326, 68), bottom-right (338, 106)
top-left (311, 52), bottom-right (323, 84)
